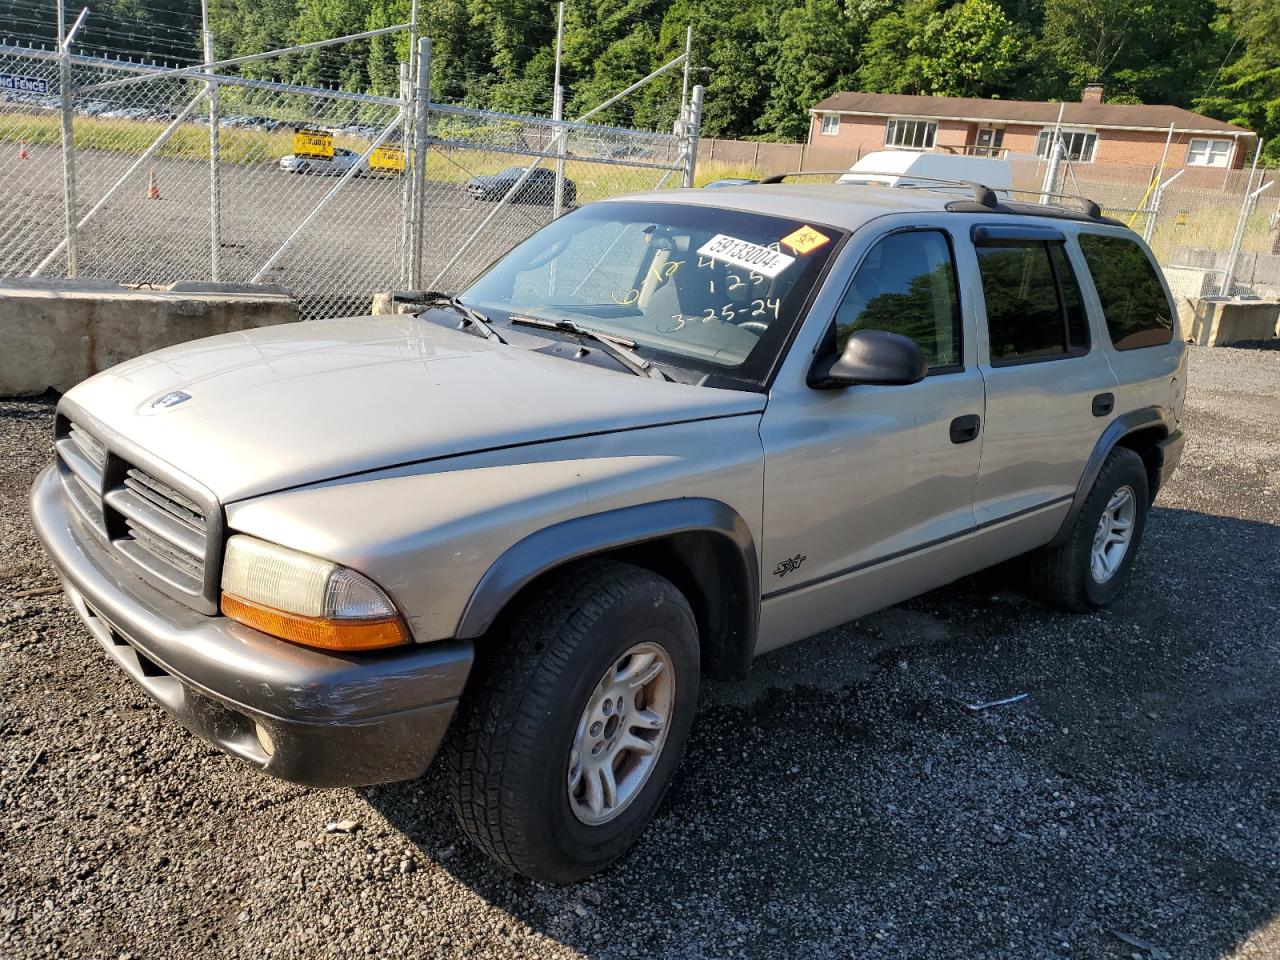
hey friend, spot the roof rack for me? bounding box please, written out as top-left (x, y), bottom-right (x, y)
top-left (756, 169), bottom-right (1103, 221)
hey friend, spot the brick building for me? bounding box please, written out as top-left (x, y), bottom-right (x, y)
top-left (807, 86), bottom-right (1256, 172)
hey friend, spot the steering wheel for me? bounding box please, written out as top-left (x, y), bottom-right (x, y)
top-left (739, 321), bottom-right (769, 336)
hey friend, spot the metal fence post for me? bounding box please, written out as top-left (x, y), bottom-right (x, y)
top-left (682, 84), bottom-right (703, 188)
top-left (1221, 142), bottom-right (1269, 299)
top-left (56, 0), bottom-right (79, 277)
top-left (553, 86), bottom-right (567, 217)
top-left (407, 37), bottom-right (430, 289)
top-left (398, 61), bottom-right (412, 287)
top-left (201, 0), bottom-right (221, 280)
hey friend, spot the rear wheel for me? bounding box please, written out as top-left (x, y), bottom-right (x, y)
top-left (446, 559), bottom-right (700, 883)
top-left (1027, 446), bottom-right (1150, 611)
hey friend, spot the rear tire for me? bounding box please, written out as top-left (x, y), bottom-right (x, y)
top-left (446, 559), bottom-right (700, 884)
top-left (1027, 446), bottom-right (1149, 611)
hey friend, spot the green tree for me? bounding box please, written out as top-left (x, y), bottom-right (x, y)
top-left (857, 0), bottom-right (936, 95)
top-left (1197, 0), bottom-right (1280, 163)
top-left (916, 0), bottom-right (1024, 98)
top-left (758, 0), bottom-right (862, 141)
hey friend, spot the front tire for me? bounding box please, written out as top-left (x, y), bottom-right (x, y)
top-left (446, 559), bottom-right (700, 883)
top-left (1027, 446), bottom-right (1150, 611)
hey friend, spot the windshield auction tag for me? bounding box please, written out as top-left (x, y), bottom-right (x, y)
top-left (697, 234), bottom-right (795, 278)
top-left (781, 225), bottom-right (830, 255)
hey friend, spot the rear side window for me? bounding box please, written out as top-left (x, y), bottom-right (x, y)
top-left (1077, 234), bottom-right (1175, 349)
top-left (834, 230), bottom-right (962, 371)
top-left (976, 241), bottom-right (1090, 365)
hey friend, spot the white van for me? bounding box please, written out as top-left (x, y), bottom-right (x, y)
top-left (838, 150), bottom-right (1012, 195)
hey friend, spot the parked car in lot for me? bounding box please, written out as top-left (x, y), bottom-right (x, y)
top-left (278, 146), bottom-right (362, 176)
top-left (467, 165), bottom-right (577, 205)
top-left (703, 176), bottom-right (759, 188)
top-left (32, 178), bottom-right (1186, 885)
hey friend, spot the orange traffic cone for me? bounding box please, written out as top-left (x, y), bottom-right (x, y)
top-left (18, 141), bottom-right (29, 160)
top-left (147, 168), bottom-right (160, 200)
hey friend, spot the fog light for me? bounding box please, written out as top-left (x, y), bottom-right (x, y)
top-left (254, 721), bottom-right (276, 757)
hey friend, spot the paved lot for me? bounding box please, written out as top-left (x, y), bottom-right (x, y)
top-left (1, 345), bottom-right (1278, 960)
top-left (5, 143), bottom-right (562, 314)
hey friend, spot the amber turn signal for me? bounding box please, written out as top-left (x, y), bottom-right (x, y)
top-left (221, 593), bottom-right (409, 652)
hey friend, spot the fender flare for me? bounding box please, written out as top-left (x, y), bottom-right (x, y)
top-left (1051, 405), bottom-right (1171, 544)
top-left (454, 498), bottom-right (759, 653)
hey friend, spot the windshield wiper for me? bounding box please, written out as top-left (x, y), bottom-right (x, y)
top-left (415, 291), bottom-right (506, 344)
top-left (509, 315), bottom-right (668, 380)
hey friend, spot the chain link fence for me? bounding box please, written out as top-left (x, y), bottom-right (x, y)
top-left (0, 40), bottom-right (698, 318)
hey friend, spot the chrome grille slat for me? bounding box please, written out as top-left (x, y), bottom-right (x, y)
top-left (55, 436), bottom-right (103, 493)
top-left (105, 488), bottom-right (207, 558)
top-left (61, 466), bottom-right (108, 538)
top-left (126, 521), bottom-right (204, 579)
top-left (68, 423), bottom-right (107, 470)
top-left (125, 469), bottom-right (204, 521)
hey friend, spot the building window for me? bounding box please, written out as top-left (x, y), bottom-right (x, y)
top-left (1186, 138), bottom-right (1232, 168)
top-left (885, 118), bottom-right (937, 150)
top-left (820, 114), bottom-right (840, 136)
top-left (1035, 128), bottom-right (1098, 163)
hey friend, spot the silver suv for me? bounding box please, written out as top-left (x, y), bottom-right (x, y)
top-left (31, 182), bottom-right (1187, 883)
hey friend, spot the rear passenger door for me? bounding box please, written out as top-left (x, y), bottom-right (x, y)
top-left (966, 224), bottom-right (1118, 525)
top-left (1074, 232), bottom-right (1185, 425)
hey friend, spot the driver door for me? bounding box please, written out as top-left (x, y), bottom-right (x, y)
top-left (756, 227), bottom-right (986, 653)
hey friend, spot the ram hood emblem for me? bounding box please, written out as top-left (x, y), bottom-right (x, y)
top-left (150, 390), bottom-right (192, 409)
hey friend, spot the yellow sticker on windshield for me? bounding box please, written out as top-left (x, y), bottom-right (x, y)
top-left (781, 225), bottom-right (830, 255)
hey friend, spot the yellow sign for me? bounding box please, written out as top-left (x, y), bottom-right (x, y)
top-left (293, 128), bottom-right (333, 160)
top-left (780, 225), bottom-right (831, 255)
top-left (370, 145), bottom-right (406, 173)
top-left (1175, 211), bottom-right (1190, 226)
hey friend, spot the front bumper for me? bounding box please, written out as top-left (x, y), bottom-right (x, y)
top-left (30, 465), bottom-right (473, 787)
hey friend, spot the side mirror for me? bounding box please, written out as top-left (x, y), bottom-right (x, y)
top-left (809, 329), bottom-right (927, 389)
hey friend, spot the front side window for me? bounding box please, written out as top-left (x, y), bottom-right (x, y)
top-left (1077, 234), bottom-right (1174, 350)
top-left (462, 202), bottom-right (844, 384)
top-left (885, 118), bottom-right (938, 150)
top-left (1186, 138), bottom-right (1232, 167)
top-left (833, 230), bottom-right (962, 370)
top-left (820, 114), bottom-right (840, 136)
top-left (977, 241), bottom-right (1090, 364)
top-left (1035, 128), bottom-right (1098, 163)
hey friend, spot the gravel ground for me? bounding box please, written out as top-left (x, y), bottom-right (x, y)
top-left (1, 345), bottom-right (1279, 960)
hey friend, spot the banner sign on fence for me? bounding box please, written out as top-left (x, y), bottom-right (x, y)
top-left (370, 145), bottom-right (406, 173)
top-left (293, 128), bottom-right (333, 160)
top-left (0, 73), bottom-right (49, 95)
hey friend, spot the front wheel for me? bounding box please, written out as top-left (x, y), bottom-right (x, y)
top-left (446, 559), bottom-right (700, 883)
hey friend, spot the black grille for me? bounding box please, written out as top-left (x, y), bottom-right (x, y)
top-left (54, 416), bottom-right (219, 613)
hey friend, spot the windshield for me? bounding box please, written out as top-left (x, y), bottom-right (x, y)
top-left (460, 201), bottom-right (844, 384)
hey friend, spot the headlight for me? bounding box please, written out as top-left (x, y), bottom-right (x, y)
top-left (220, 535), bottom-right (409, 651)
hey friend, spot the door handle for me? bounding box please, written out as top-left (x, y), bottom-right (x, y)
top-left (1092, 393), bottom-right (1115, 417)
top-left (949, 414), bottom-right (981, 444)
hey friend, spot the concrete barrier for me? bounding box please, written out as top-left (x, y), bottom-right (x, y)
top-left (0, 280), bottom-right (297, 396)
top-left (1181, 297), bottom-right (1280, 347)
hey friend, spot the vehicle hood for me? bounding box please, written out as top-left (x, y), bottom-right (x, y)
top-left (63, 315), bottom-right (764, 503)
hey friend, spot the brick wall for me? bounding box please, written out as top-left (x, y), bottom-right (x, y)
top-left (807, 111), bottom-right (1249, 171)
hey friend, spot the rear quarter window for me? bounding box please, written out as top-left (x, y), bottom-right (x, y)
top-left (1077, 234), bottom-right (1175, 350)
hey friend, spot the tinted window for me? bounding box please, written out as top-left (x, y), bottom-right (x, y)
top-left (1077, 234), bottom-right (1175, 349)
top-left (977, 242), bottom-right (1090, 364)
top-left (834, 231), bottom-right (961, 370)
top-left (1051, 244), bottom-right (1090, 349)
